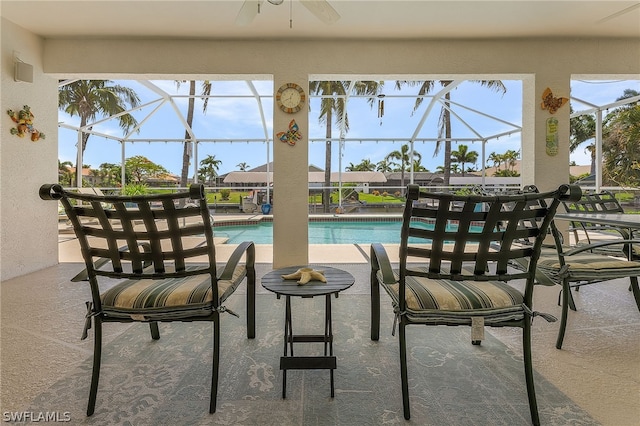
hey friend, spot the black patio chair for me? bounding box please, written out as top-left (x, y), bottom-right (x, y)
top-left (370, 183), bottom-right (579, 425)
top-left (562, 190), bottom-right (639, 259)
top-left (514, 186), bottom-right (640, 349)
top-left (39, 183), bottom-right (255, 416)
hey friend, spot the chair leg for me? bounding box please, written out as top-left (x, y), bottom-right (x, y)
top-left (370, 269), bottom-right (380, 341)
top-left (149, 321), bottom-right (160, 340)
top-left (523, 319), bottom-right (541, 426)
top-left (568, 287), bottom-right (577, 311)
top-left (557, 287), bottom-right (577, 311)
top-left (556, 279), bottom-right (571, 349)
top-left (630, 277), bottom-right (640, 311)
top-left (87, 318), bottom-right (102, 416)
top-left (209, 316), bottom-right (220, 414)
top-left (246, 271), bottom-right (256, 339)
top-left (399, 321), bottom-right (410, 420)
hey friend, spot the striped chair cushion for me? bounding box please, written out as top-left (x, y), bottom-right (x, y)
top-left (537, 250), bottom-right (640, 282)
top-left (101, 264), bottom-right (246, 319)
top-left (378, 267), bottom-right (525, 324)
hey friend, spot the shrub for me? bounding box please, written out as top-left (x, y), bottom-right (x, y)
top-left (121, 183), bottom-right (149, 196)
top-left (219, 188), bottom-right (231, 200)
top-left (616, 192), bottom-right (635, 202)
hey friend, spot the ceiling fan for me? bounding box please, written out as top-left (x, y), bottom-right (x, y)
top-left (235, 0), bottom-right (340, 26)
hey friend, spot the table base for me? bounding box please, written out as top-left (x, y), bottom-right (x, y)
top-left (281, 294), bottom-right (336, 398)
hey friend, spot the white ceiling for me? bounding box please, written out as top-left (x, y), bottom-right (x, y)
top-left (2, 1), bottom-right (639, 40)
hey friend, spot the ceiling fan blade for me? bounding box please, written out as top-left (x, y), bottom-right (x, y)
top-left (299, 0), bottom-right (340, 24)
top-left (596, 3), bottom-right (640, 24)
top-left (236, 0), bottom-right (264, 26)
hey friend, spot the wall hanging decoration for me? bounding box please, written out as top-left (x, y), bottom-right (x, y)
top-left (276, 82), bottom-right (305, 114)
top-left (540, 87), bottom-right (568, 114)
top-left (377, 94), bottom-right (385, 125)
top-left (277, 119), bottom-right (302, 146)
top-left (545, 117), bottom-right (559, 156)
top-left (7, 105), bottom-right (45, 141)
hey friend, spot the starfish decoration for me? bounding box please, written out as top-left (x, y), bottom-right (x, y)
top-left (281, 267), bottom-right (327, 285)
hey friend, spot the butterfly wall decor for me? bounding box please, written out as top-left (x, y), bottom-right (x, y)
top-left (277, 119), bottom-right (302, 146)
top-left (541, 87), bottom-right (569, 114)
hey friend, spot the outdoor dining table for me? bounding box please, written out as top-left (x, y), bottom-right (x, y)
top-left (555, 212), bottom-right (640, 260)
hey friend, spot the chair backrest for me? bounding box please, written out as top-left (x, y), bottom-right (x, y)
top-left (40, 183), bottom-right (216, 283)
top-left (561, 190), bottom-right (625, 241)
top-left (77, 186), bottom-right (106, 197)
top-left (562, 190), bottom-right (623, 214)
top-left (399, 184), bottom-right (579, 304)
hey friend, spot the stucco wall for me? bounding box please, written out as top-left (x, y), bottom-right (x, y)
top-left (1, 24), bottom-right (639, 276)
top-left (1, 18), bottom-right (59, 280)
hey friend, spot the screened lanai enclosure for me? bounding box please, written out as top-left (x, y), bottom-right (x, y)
top-left (58, 77), bottom-right (639, 213)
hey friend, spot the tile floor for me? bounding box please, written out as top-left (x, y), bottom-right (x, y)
top-left (1, 236), bottom-right (639, 425)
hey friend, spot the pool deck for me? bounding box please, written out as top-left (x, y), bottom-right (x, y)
top-left (50, 217), bottom-right (640, 426)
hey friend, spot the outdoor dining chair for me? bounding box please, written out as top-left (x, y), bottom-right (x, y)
top-left (562, 189), bottom-right (640, 259)
top-left (39, 183), bottom-right (256, 416)
top-left (369, 183), bottom-right (579, 425)
top-left (514, 186), bottom-right (640, 349)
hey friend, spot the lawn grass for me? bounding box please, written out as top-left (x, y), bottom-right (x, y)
top-left (200, 189), bottom-right (406, 205)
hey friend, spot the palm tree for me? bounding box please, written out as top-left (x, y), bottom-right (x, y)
top-left (492, 150), bottom-right (521, 177)
top-left (309, 80), bottom-right (383, 212)
top-left (396, 79), bottom-right (506, 187)
top-left (411, 159), bottom-right (428, 172)
top-left (385, 143), bottom-right (422, 192)
top-left (569, 107), bottom-right (596, 174)
top-left (346, 159), bottom-right (376, 171)
top-left (236, 162), bottom-right (250, 171)
top-left (175, 80), bottom-right (212, 187)
top-left (376, 159), bottom-right (393, 173)
top-left (487, 151), bottom-right (503, 170)
top-left (602, 90), bottom-right (640, 187)
top-left (450, 144), bottom-right (479, 176)
top-left (96, 162), bottom-right (122, 187)
top-left (58, 160), bottom-right (73, 186)
top-left (58, 80), bottom-right (140, 182)
top-left (198, 154), bottom-right (222, 186)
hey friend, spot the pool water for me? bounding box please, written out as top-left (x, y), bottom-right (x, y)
top-left (215, 221), bottom-right (407, 244)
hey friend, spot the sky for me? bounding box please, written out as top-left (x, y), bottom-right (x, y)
top-left (58, 78), bottom-right (639, 177)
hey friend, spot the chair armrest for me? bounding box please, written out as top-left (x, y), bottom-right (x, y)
top-left (572, 222), bottom-right (631, 240)
top-left (560, 239), bottom-right (640, 257)
top-left (370, 243), bottom-right (397, 284)
top-left (70, 242), bottom-right (152, 282)
top-left (218, 241), bottom-right (255, 281)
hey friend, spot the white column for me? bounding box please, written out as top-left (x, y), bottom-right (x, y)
top-left (520, 73), bottom-right (571, 192)
top-left (272, 76), bottom-right (309, 268)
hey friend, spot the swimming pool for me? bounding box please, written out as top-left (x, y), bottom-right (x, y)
top-left (214, 220), bottom-right (407, 244)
